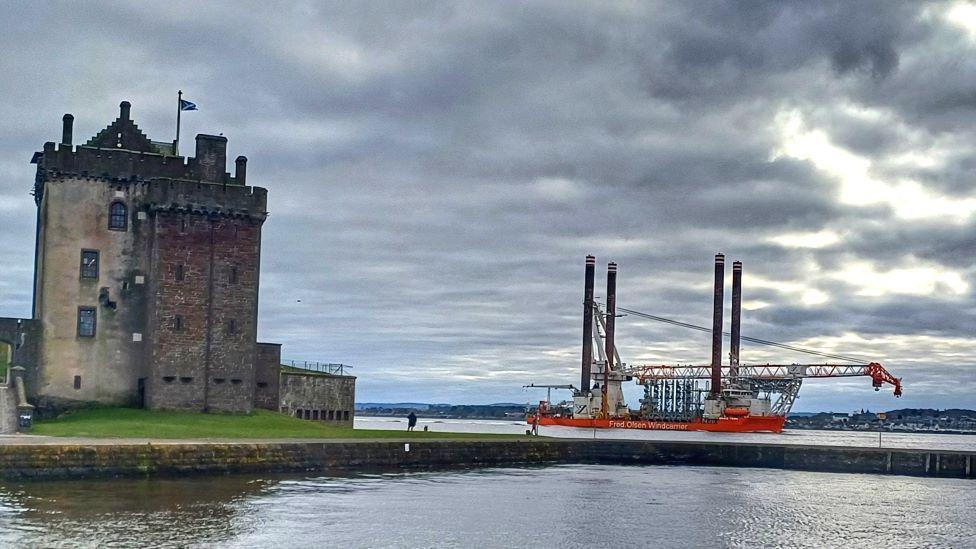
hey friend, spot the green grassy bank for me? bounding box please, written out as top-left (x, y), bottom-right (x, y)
top-left (32, 408), bottom-right (526, 440)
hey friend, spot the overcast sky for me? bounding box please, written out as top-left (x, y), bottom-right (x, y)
top-left (1, 1), bottom-right (975, 411)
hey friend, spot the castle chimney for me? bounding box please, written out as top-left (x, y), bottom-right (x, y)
top-left (581, 255), bottom-right (595, 392)
top-left (61, 114), bottom-right (73, 146)
top-left (235, 155), bottom-right (248, 185)
top-left (710, 253), bottom-right (725, 396)
top-left (119, 101), bottom-right (131, 121)
top-left (730, 260), bottom-right (742, 377)
top-left (195, 134), bottom-right (228, 182)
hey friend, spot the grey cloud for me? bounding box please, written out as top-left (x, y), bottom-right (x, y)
top-left (0, 1), bottom-right (973, 410)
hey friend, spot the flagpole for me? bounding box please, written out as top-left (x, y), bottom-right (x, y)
top-left (175, 90), bottom-right (182, 156)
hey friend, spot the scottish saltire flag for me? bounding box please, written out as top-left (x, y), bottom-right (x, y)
top-left (180, 99), bottom-right (198, 111)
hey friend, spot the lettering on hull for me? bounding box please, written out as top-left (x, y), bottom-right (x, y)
top-left (608, 420), bottom-right (689, 430)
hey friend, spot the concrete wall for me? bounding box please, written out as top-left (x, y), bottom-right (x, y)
top-left (278, 372), bottom-right (356, 426)
top-left (0, 440), bottom-right (972, 480)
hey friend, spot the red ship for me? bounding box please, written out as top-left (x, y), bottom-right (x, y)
top-left (526, 255), bottom-right (902, 434)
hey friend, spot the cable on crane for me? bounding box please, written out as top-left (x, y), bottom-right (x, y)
top-left (615, 306), bottom-right (868, 363)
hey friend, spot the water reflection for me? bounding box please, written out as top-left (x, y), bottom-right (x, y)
top-left (0, 475), bottom-right (274, 548)
top-left (0, 466), bottom-right (973, 548)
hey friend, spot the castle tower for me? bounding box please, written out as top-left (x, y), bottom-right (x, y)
top-left (30, 101), bottom-right (267, 413)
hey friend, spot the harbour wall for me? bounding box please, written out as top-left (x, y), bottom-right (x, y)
top-left (0, 439), bottom-right (972, 480)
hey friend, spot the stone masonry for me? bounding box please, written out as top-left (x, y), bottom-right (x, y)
top-left (0, 100), bottom-right (355, 420)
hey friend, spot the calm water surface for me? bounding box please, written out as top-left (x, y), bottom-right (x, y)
top-left (356, 416), bottom-right (976, 451)
top-left (0, 465), bottom-right (973, 548)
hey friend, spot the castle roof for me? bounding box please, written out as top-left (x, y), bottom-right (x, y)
top-left (83, 101), bottom-right (170, 155)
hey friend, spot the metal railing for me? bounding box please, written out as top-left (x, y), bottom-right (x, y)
top-left (282, 360), bottom-right (353, 376)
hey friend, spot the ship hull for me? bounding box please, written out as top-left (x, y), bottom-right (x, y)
top-left (527, 415), bottom-right (785, 433)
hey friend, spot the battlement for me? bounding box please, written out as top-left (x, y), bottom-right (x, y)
top-left (143, 178), bottom-right (267, 221)
top-left (32, 101), bottom-right (250, 188)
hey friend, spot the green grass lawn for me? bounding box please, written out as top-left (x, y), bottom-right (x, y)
top-left (32, 407), bottom-right (528, 440)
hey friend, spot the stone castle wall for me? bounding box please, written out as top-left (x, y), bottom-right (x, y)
top-left (279, 373), bottom-right (356, 425)
top-left (30, 108), bottom-right (267, 414)
top-left (254, 343), bottom-right (281, 410)
top-left (146, 212), bottom-right (261, 412)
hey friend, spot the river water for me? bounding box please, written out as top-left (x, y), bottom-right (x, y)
top-left (356, 416), bottom-right (976, 451)
top-left (0, 464), bottom-right (973, 548)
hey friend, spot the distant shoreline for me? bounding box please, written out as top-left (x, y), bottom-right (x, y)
top-left (357, 412), bottom-right (976, 435)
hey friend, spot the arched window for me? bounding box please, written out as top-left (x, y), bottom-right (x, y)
top-left (108, 201), bottom-right (127, 230)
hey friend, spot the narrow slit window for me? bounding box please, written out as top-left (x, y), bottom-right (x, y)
top-left (173, 315), bottom-right (183, 331)
top-left (108, 201), bottom-right (127, 230)
top-left (175, 264), bottom-right (184, 281)
top-left (77, 307), bottom-right (96, 337)
top-left (80, 250), bottom-right (99, 279)
top-left (179, 377), bottom-right (193, 384)
top-left (227, 319), bottom-right (237, 334)
top-left (73, 375), bottom-right (81, 390)
top-left (229, 266), bottom-right (238, 284)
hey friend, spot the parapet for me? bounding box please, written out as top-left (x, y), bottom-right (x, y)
top-left (32, 101), bottom-right (251, 188)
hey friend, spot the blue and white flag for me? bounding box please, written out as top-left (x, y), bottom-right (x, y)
top-left (179, 99), bottom-right (198, 111)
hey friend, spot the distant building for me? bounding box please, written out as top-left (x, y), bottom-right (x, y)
top-left (0, 101), bottom-right (354, 425)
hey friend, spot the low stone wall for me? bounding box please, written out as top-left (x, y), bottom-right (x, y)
top-left (0, 440), bottom-right (971, 480)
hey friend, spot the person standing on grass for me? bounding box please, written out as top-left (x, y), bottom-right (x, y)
top-left (407, 411), bottom-right (417, 431)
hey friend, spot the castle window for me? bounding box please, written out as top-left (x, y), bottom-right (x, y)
top-left (229, 266), bottom-right (238, 284)
top-left (295, 408), bottom-right (303, 418)
top-left (179, 377), bottom-right (193, 384)
top-left (77, 307), bottom-right (96, 337)
top-left (227, 319), bottom-right (237, 334)
top-left (327, 410), bottom-right (334, 420)
top-left (312, 410), bottom-right (319, 420)
top-left (175, 264), bottom-right (185, 281)
top-left (163, 376), bottom-right (176, 383)
top-left (256, 382), bottom-right (268, 388)
top-left (108, 201), bottom-right (127, 230)
top-left (214, 378), bottom-right (226, 384)
top-left (343, 411), bottom-right (350, 421)
top-left (73, 375), bottom-right (81, 390)
top-left (180, 217), bottom-right (187, 233)
top-left (80, 250), bottom-right (99, 279)
top-left (173, 315), bottom-right (183, 331)
top-left (231, 378), bottom-right (242, 385)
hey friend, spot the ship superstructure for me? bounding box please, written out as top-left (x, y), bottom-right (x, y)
top-left (527, 255), bottom-right (902, 433)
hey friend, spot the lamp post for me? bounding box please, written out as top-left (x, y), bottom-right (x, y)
top-left (876, 412), bottom-right (887, 448)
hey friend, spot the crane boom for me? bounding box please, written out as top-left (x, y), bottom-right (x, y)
top-left (621, 362), bottom-right (902, 397)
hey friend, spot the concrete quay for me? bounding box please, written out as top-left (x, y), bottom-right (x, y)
top-left (0, 437), bottom-right (972, 480)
